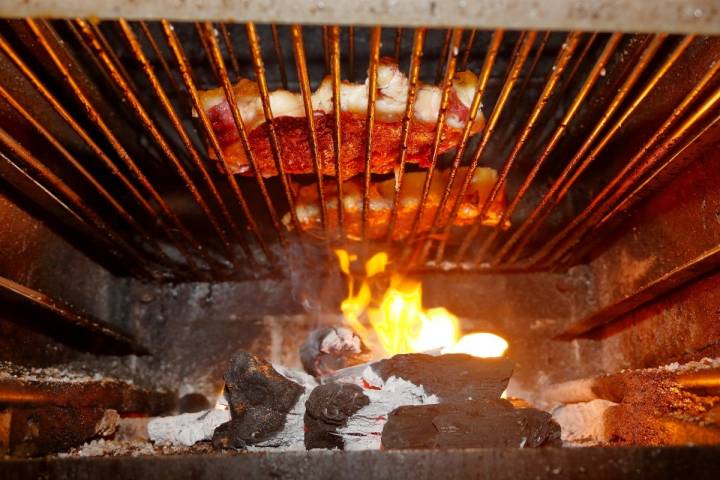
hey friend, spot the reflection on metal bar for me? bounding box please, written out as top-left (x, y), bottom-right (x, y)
top-left (27, 19), bottom-right (205, 272)
top-left (119, 20), bottom-right (252, 259)
top-left (434, 32), bottom-right (537, 264)
top-left (322, 25), bottom-right (331, 74)
top-left (0, 80), bottom-right (169, 264)
top-left (435, 28), bottom-right (452, 84)
top-left (418, 29), bottom-right (503, 264)
top-left (246, 22), bottom-right (302, 234)
top-left (219, 22), bottom-right (242, 80)
top-left (385, 28), bottom-right (427, 242)
top-left (0, 274), bottom-right (149, 355)
top-left (549, 76), bottom-right (720, 267)
top-left (138, 21), bottom-right (183, 97)
top-left (347, 26), bottom-right (355, 82)
top-left (460, 31), bottom-right (583, 265)
top-left (393, 27), bottom-right (403, 61)
top-left (291, 24), bottom-right (329, 237)
top-left (196, 21), bottom-right (286, 245)
top-left (271, 24), bottom-right (289, 89)
top-left (162, 20), bottom-right (271, 263)
top-left (0, 128), bottom-right (150, 270)
top-left (0, 32), bottom-right (179, 265)
top-left (459, 28), bottom-right (477, 70)
top-left (361, 26), bottom-right (382, 241)
top-left (529, 34), bottom-right (688, 267)
top-left (488, 34), bottom-right (623, 265)
top-left (76, 19), bottom-right (239, 269)
top-left (501, 34), bottom-right (667, 265)
top-left (330, 25), bottom-right (345, 239)
top-left (403, 28), bottom-right (463, 264)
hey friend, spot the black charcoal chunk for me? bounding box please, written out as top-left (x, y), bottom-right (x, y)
top-left (371, 353), bottom-right (513, 401)
top-left (212, 352), bottom-right (304, 449)
top-left (300, 327), bottom-right (370, 377)
top-left (304, 383), bottom-right (370, 449)
top-left (382, 399), bottom-right (561, 449)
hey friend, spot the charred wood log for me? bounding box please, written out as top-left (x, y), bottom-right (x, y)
top-left (212, 352), bottom-right (304, 449)
top-left (304, 383), bottom-right (369, 449)
top-left (382, 399), bottom-right (561, 449)
top-left (370, 353), bottom-right (513, 401)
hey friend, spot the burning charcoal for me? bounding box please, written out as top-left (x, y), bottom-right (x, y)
top-left (300, 326), bottom-right (370, 377)
top-left (304, 383), bottom-right (370, 449)
top-left (370, 353), bottom-right (513, 401)
top-left (212, 352), bottom-right (304, 449)
top-left (381, 399), bottom-right (561, 449)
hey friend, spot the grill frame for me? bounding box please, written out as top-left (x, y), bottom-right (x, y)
top-left (0, 20), bottom-right (718, 281)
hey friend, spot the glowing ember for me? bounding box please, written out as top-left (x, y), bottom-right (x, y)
top-left (335, 249), bottom-right (508, 358)
top-left (442, 332), bottom-right (509, 358)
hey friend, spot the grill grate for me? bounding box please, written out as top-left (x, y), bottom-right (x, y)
top-left (0, 20), bottom-right (718, 280)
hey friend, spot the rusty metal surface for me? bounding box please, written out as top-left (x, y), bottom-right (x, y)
top-left (4, 447), bottom-right (720, 479)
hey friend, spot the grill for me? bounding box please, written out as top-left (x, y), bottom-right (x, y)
top-left (2, 19), bottom-right (717, 281)
top-left (2, 1), bottom-right (720, 477)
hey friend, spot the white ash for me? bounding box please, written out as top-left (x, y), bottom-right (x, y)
top-left (336, 366), bottom-right (440, 450)
top-left (320, 327), bottom-right (362, 355)
top-left (0, 361), bottom-right (133, 384)
top-left (552, 399), bottom-right (616, 446)
top-left (148, 409), bottom-right (230, 447)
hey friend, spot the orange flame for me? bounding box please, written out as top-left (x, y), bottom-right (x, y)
top-left (336, 249), bottom-right (508, 358)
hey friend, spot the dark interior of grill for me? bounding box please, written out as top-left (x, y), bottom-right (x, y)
top-left (1, 15), bottom-right (720, 479)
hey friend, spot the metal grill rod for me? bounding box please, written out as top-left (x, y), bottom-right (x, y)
top-left (497, 34), bottom-right (668, 266)
top-left (76, 18), bottom-right (243, 270)
top-left (457, 31), bottom-right (583, 264)
top-left (475, 33), bottom-right (623, 266)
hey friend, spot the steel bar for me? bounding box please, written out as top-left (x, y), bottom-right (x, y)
top-left (0, 33), bottom-right (187, 268)
top-left (481, 34), bottom-right (622, 265)
top-left (393, 27), bottom-right (403, 61)
top-left (270, 24), bottom-right (289, 89)
top-left (291, 24), bottom-right (329, 237)
top-left (402, 28), bottom-right (463, 264)
top-left (347, 26), bottom-right (355, 82)
top-left (0, 274), bottom-right (148, 355)
top-left (416, 30), bottom-right (503, 264)
top-left (322, 25), bottom-right (331, 74)
top-left (361, 26), bottom-right (382, 241)
top-left (433, 32), bottom-right (537, 264)
top-left (196, 21), bottom-right (286, 244)
top-left (459, 28), bottom-right (477, 70)
top-left (554, 82), bottom-right (720, 268)
top-left (0, 80), bottom-right (171, 264)
top-left (219, 22), bottom-right (242, 80)
top-left (330, 25), bottom-right (345, 239)
top-left (535, 36), bottom-right (707, 267)
top-left (384, 28), bottom-right (427, 242)
top-left (119, 20), bottom-right (255, 257)
top-left (27, 19), bottom-right (206, 272)
top-left (138, 21), bottom-right (183, 97)
top-left (162, 20), bottom-right (271, 263)
top-left (499, 34), bottom-right (667, 265)
top-left (0, 128), bottom-right (151, 272)
top-left (246, 22), bottom-right (302, 234)
top-left (76, 19), bottom-right (240, 268)
top-left (458, 32), bottom-right (582, 265)
top-left (434, 28), bottom-right (452, 84)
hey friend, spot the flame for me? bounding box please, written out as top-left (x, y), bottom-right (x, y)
top-left (336, 249), bottom-right (507, 358)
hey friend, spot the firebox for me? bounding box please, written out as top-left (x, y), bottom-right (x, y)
top-left (1, 0), bottom-right (719, 478)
